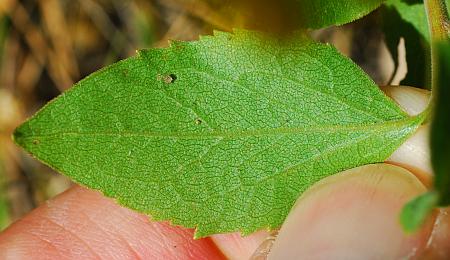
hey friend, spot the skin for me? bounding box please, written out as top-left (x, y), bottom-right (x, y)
top-left (1, 86), bottom-right (448, 259)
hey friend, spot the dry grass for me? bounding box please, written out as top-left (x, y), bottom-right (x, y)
top-left (0, 0), bottom-right (211, 229)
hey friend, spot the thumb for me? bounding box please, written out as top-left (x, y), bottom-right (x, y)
top-left (268, 86), bottom-right (437, 259)
top-left (268, 163), bottom-right (433, 259)
top-left (384, 86), bottom-right (432, 179)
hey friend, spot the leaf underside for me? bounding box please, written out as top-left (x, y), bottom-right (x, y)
top-left (14, 30), bottom-right (423, 238)
top-left (382, 0), bottom-right (430, 87)
top-left (385, 0), bottom-right (429, 42)
top-left (400, 191), bottom-right (438, 233)
top-left (297, 0), bottom-right (386, 28)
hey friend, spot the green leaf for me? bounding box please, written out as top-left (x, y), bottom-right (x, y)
top-left (399, 41), bottom-right (450, 233)
top-left (200, 0), bottom-right (386, 31)
top-left (13, 30), bottom-right (424, 238)
top-left (0, 16), bottom-right (10, 66)
top-left (381, 0), bottom-right (430, 87)
top-left (385, 0), bottom-right (430, 42)
top-left (0, 154), bottom-right (10, 230)
top-left (297, 0), bottom-right (386, 29)
top-left (400, 191), bottom-right (439, 233)
top-left (431, 41), bottom-right (450, 205)
top-left (447, 0), bottom-right (450, 16)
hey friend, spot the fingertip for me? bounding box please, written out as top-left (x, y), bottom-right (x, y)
top-left (387, 126), bottom-right (432, 182)
top-left (211, 230), bottom-right (271, 259)
top-left (381, 86), bottom-right (430, 116)
top-left (268, 164), bottom-right (434, 259)
top-left (382, 86), bottom-right (433, 177)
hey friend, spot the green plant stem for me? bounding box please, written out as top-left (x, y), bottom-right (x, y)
top-left (424, 0), bottom-right (450, 41)
top-left (424, 0), bottom-right (449, 115)
top-left (424, 0), bottom-right (449, 76)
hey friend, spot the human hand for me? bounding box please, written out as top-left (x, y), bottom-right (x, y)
top-left (1, 86), bottom-right (448, 259)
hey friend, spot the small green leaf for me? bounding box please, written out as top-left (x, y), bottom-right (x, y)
top-left (400, 191), bottom-right (439, 233)
top-left (385, 0), bottom-right (430, 42)
top-left (381, 0), bottom-right (430, 87)
top-left (200, 0), bottom-right (386, 31)
top-left (400, 41), bottom-right (450, 233)
top-left (0, 155), bottom-right (10, 230)
top-left (297, 0), bottom-right (386, 28)
top-left (447, 0), bottom-right (450, 16)
top-left (431, 41), bottom-right (450, 205)
top-left (13, 30), bottom-right (424, 237)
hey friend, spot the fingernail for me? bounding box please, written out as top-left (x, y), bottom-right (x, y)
top-left (383, 86), bottom-right (432, 178)
top-left (421, 207), bottom-right (450, 258)
top-left (268, 164), bottom-right (434, 259)
top-left (249, 231), bottom-right (278, 260)
top-left (388, 125), bottom-right (432, 184)
top-left (212, 230), bottom-right (271, 259)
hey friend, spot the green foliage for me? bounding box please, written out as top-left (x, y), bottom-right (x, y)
top-left (297, 0), bottom-right (386, 28)
top-left (0, 158), bottom-right (10, 230)
top-left (13, 30), bottom-right (425, 237)
top-left (400, 191), bottom-right (439, 233)
top-left (399, 41), bottom-right (450, 232)
top-left (447, 0), bottom-right (450, 15)
top-left (385, 0), bottom-right (429, 42)
top-left (382, 0), bottom-right (430, 87)
top-left (431, 41), bottom-right (450, 205)
top-left (0, 16), bottom-right (10, 66)
top-left (202, 0), bottom-right (386, 32)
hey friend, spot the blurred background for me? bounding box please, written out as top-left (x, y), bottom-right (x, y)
top-left (0, 0), bottom-right (414, 231)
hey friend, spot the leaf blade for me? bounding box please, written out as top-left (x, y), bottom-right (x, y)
top-left (381, 0), bottom-right (430, 87)
top-left (14, 30), bottom-right (423, 237)
top-left (400, 191), bottom-right (438, 233)
top-left (385, 0), bottom-right (430, 42)
top-left (297, 0), bottom-right (386, 28)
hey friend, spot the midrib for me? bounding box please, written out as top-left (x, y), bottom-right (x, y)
top-left (23, 115), bottom-right (421, 140)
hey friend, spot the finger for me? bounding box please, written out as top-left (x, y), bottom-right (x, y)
top-left (211, 86), bottom-right (433, 259)
top-left (381, 85), bottom-right (430, 116)
top-left (211, 231), bottom-right (270, 259)
top-left (382, 86), bottom-right (432, 178)
top-left (421, 207), bottom-right (450, 258)
top-left (0, 86), bottom-right (432, 259)
top-left (378, 83), bottom-right (450, 258)
top-left (388, 125), bottom-right (432, 186)
top-left (0, 186), bottom-right (225, 259)
top-left (268, 164), bottom-right (434, 259)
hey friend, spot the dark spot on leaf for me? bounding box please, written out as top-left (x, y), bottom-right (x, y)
top-left (158, 74), bottom-right (177, 84)
top-left (195, 119), bottom-right (202, 125)
top-left (33, 140), bottom-right (40, 145)
top-left (122, 69), bottom-right (129, 76)
top-left (168, 74), bottom-right (177, 83)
